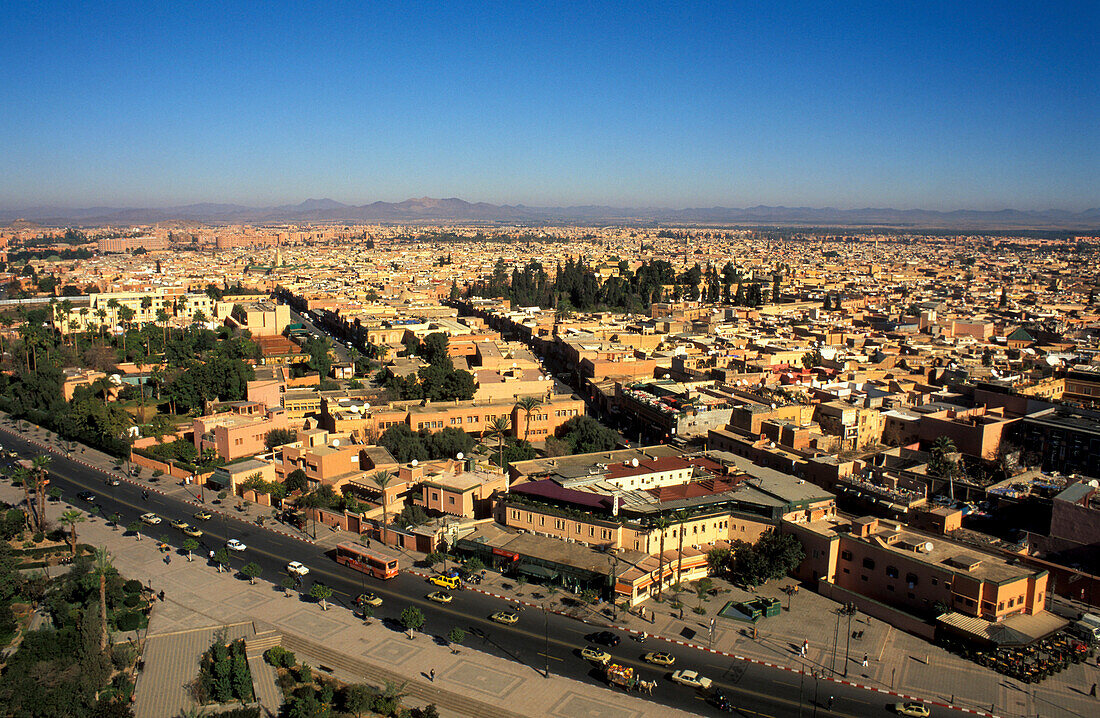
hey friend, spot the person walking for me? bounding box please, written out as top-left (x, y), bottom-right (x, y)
top-left (429, 669), bottom-right (435, 682)
top-left (862, 653), bottom-right (869, 667)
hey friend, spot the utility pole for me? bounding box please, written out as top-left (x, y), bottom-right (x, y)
top-left (831, 608), bottom-right (841, 675)
top-left (842, 603), bottom-right (858, 677)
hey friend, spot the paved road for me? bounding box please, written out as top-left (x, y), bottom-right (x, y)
top-left (290, 308), bottom-right (352, 362)
top-left (1, 425), bottom-right (911, 718)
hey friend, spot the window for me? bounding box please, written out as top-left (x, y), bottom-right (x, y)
top-left (886, 566), bottom-right (899, 579)
top-left (448, 496), bottom-right (455, 505)
top-left (431, 492), bottom-right (438, 501)
top-left (860, 574), bottom-right (868, 582)
top-left (841, 550), bottom-right (852, 561)
top-left (887, 585), bottom-right (895, 592)
top-left (862, 558), bottom-right (875, 570)
top-left (931, 577), bottom-right (938, 586)
top-left (906, 573), bottom-right (918, 586)
top-left (842, 568), bottom-right (850, 574)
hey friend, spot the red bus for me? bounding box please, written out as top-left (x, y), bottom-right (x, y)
top-left (335, 542), bottom-right (399, 580)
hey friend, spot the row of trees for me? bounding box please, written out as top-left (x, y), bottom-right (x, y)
top-left (465, 257), bottom-right (782, 312)
top-left (380, 333), bottom-right (476, 402)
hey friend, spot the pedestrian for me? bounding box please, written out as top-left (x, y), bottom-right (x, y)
top-left (158, 590), bottom-right (165, 602)
top-left (862, 653), bottom-right (869, 667)
top-left (827, 695), bottom-right (834, 709)
top-left (800, 644), bottom-right (806, 657)
top-left (165, 554), bottom-right (171, 565)
top-left (209, 549), bottom-right (215, 561)
top-left (429, 669), bottom-right (435, 682)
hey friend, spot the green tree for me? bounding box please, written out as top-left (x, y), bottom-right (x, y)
top-left (515, 396), bottom-right (543, 442)
top-left (447, 627), bottom-right (466, 653)
top-left (214, 548), bottom-right (231, 573)
top-left (652, 515), bottom-right (671, 600)
top-left (559, 415), bottom-right (618, 454)
top-left (285, 468), bottom-right (308, 493)
top-left (182, 538), bottom-right (200, 561)
top-left (126, 519), bottom-right (143, 538)
top-left (343, 684), bottom-right (376, 718)
top-left (60, 509), bottom-right (85, 556)
top-left (486, 415), bottom-right (511, 467)
top-left (264, 428), bottom-right (296, 449)
top-left (400, 605), bottom-right (425, 634)
top-left (371, 470), bottom-right (394, 531)
top-left (93, 547), bottom-right (114, 651)
top-left (241, 562), bottom-right (261, 585)
top-left (310, 583), bottom-right (333, 610)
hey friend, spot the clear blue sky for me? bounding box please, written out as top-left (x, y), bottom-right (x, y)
top-left (1, 1), bottom-right (1096, 210)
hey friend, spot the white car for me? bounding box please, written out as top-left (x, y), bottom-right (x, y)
top-left (287, 561), bottom-right (309, 576)
top-left (225, 539), bottom-right (247, 552)
top-left (140, 512), bottom-right (162, 525)
top-left (671, 670), bottom-right (713, 690)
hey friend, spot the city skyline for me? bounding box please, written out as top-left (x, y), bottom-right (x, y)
top-left (2, 2), bottom-right (1097, 211)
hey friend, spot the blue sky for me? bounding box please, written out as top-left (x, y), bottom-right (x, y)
top-left (1, 1), bottom-right (1096, 210)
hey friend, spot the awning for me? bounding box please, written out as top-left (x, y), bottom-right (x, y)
top-left (517, 563), bottom-right (559, 580)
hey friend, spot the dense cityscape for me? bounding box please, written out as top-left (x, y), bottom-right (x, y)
top-left (2, 3), bottom-right (1097, 718)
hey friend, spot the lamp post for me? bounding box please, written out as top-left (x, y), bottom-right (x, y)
top-left (830, 608), bottom-right (841, 675)
top-left (841, 603), bottom-right (858, 677)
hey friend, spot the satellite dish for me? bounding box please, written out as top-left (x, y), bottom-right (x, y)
top-left (109, 374), bottom-right (122, 384)
top-left (923, 542), bottom-right (934, 552)
top-left (456, 452), bottom-right (464, 460)
top-left (363, 403), bottom-right (370, 411)
top-left (631, 458), bottom-right (639, 467)
top-left (411, 459), bottom-right (418, 466)
top-left (332, 439), bottom-right (340, 447)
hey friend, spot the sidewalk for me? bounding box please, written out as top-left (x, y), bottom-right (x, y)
top-left (0, 479), bottom-right (695, 718)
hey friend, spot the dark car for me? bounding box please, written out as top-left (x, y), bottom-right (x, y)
top-left (77, 491), bottom-right (96, 502)
top-left (104, 477), bottom-right (120, 486)
top-left (588, 630), bottom-right (621, 647)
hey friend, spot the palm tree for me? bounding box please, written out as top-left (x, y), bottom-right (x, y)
top-left (653, 515), bottom-right (671, 600)
top-left (13, 466), bottom-right (32, 527)
top-left (118, 304), bottom-right (135, 352)
top-left (31, 455), bottom-right (52, 532)
top-left (93, 547), bottom-right (113, 650)
top-left (60, 509), bottom-right (85, 556)
top-left (673, 509), bottom-right (690, 585)
top-left (515, 396), bottom-right (543, 443)
top-left (486, 416), bottom-right (511, 468)
top-left (371, 470), bottom-right (394, 541)
top-left (930, 436), bottom-right (959, 500)
top-left (156, 308), bottom-right (170, 346)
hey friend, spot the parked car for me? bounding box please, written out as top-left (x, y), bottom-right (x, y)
top-left (286, 561), bottom-right (309, 576)
top-left (225, 539), bottom-right (246, 551)
top-left (671, 670), bottom-right (713, 690)
top-left (894, 703), bottom-right (930, 717)
top-left (429, 574), bottom-right (460, 589)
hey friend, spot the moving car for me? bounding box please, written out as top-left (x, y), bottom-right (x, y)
top-left (671, 670), bottom-right (713, 690)
top-left (580, 646), bottom-right (612, 665)
top-left (286, 561), bottom-right (309, 576)
top-left (182, 525), bottom-right (203, 538)
top-left (193, 510), bottom-right (213, 521)
top-left (355, 593), bottom-right (383, 607)
top-left (140, 512), bottom-right (162, 525)
top-left (427, 591), bottom-right (453, 604)
top-left (588, 630), bottom-right (621, 647)
top-left (490, 611), bottom-right (519, 625)
top-left (643, 651), bottom-right (675, 666)
top-left (225, 539), bottom-right (247, 551)
top-left (894, 703), bottom-right (930, 717)
top-left (169, 519), bottom-right (189, 530)
top-left (104, 477), bottom-right (120, 486)
top-left (77, 491), bottom-right (96, 502)
top-left (429, 574), bottom-right (460, 589)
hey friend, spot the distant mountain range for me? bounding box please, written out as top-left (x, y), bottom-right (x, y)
top-left (2, 197), bottom-right (1098, 230)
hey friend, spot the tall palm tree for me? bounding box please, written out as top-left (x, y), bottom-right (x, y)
top-left (13, 466), bottom-right (32, 528)
top-left (60, 509), bottom-right (85, 556)
top-left (673, 509), bottom-right (690, 585)
top-left (653, 515), bottom-right (671, 600)
top-left (93, 547), bottom-right (113, 651)
top-left (371, 470), bottom-right (394, 540)
top-left (930, 436), bottom-right (959, 501)
top-left (515, 396), bottom-right (543, 443)
top-left (486, 416), bottom-right (511, 468)
top-left (156, 308), bottom-right (169, 346)
top-left (31, 455), bottom-right (52, 532)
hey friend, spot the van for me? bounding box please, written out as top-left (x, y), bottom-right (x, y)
top-left (428, 574), bottom-right (460, 590)
top-left (1070, 613), bottom-right (1100, 642)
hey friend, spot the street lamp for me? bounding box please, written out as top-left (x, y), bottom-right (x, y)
top-left (841, 603), bottom-right (858, 677)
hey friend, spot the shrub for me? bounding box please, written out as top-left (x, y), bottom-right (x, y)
top-left (123, 594), bottom-right (142, 608)
top-left (264, 646), bottom-right (296, 669)
top-left (692, 605), bottom-right (707, 615)
top-left (115, 611), bottom-right (143, 631)
top-left (296, 663), bottom-right (312, 683)
top-left (33, 531), bottom-right (45, 543)
top-left (123, 579), bottom-right (144, 594)
top-left (276, 671), bottom-right (296, 694)
top-left (152, 469), bottom-right (163, 477)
